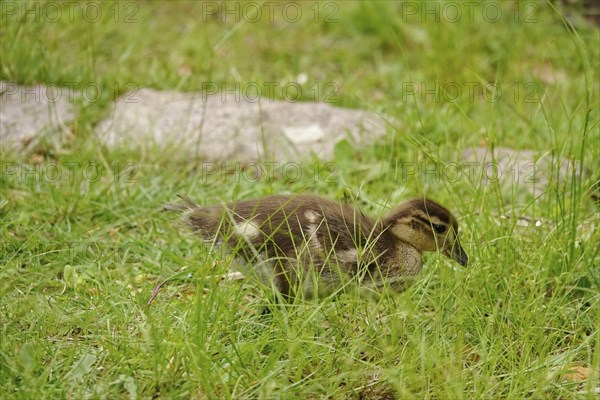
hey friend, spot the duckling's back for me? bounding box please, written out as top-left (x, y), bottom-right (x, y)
top-left (186, 195), bottom-right (379, 255)
top-left (170, 194), bottom-right (406, 298)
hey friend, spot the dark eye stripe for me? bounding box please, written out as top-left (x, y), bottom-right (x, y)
top-left (415, 216), bottom-right (447, 234)
top-left (415, 216), bottom-right (433, 226)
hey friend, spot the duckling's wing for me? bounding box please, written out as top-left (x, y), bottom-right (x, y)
top-left (223, 196), bottom-right (307, 253)
top-left (169, 196), bottom-right (299, 256)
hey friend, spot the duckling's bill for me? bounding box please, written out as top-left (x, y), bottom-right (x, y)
top-left (446, 240), bottom-right (469, 266)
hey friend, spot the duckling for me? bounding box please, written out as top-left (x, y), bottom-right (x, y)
top-left (166, 194), bottom-right (468, 299)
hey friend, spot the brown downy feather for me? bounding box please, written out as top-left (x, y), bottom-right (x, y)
top-left (166, 194), bottom-right (468, 299)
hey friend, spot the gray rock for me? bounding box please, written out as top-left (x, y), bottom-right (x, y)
top-left (462, 146), bottom-right (583, 198)
top-left (95, 89), bottom-right (389, 161)
top-left (0, 81), bottom-right (77, 151)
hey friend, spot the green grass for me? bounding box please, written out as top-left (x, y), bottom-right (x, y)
top-left (1, 1), bottom-right (599, 398)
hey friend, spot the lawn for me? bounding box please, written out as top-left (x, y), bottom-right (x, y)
top-left (1, 1), bottom-right (599, 398)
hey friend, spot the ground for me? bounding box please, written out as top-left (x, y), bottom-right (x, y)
top-left (1, 1), bottom-right (599, 399)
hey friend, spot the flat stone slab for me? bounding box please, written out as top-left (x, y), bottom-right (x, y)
top-left (0, 81), bottom-right (76, 150)
top-left (95, 89), bottom-right (388, 161)
top-left (462, 146), bottom-right (583, 198)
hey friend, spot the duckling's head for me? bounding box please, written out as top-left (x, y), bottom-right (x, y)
top-left (383, 198), bottom-right (468, 266)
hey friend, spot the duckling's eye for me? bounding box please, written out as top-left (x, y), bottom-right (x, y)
top-left (433, 224), bottom-right (446, 234)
